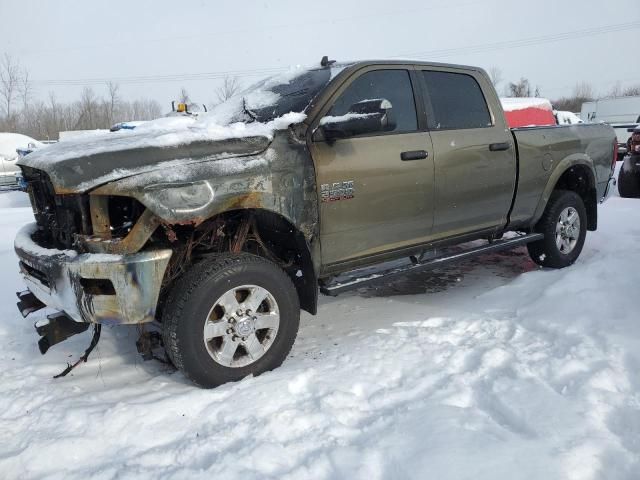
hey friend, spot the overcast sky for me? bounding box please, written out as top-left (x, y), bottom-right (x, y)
top-left (1, 0), bottom-right (638, 107)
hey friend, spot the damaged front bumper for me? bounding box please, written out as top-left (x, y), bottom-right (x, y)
top-left (15, 223), bottom-right (172, 325)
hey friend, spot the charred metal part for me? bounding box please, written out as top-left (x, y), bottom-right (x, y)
top-left (135, 327), bottom-right (169, 363)
top-left (21, 167), bottom-right (92, 250)
top-left (79, 208), bottom-right (161, 255)
top-left (15, 223), bottom-right (172, 325)
top-left (36, 312), bottom-right (90, 355)
top-left (163, 224), bottom-right (178, 242)
top-left (16, 290), bottom-right (46, 317)
top-left (89, 195), bottom-right (111, 239)
top-left (20, 136), bottom-right (272, 195)
top-left (53, 324), bottom-right (101, 378)
top-left (19, 129), bottom-right (321, 317)
top-left (231, 213), bottom-right (252, 253)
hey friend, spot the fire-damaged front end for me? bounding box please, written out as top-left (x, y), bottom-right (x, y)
top-left (14, 128), bottom-right (318, 358)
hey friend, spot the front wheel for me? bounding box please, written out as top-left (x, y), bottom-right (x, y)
top-left (527, 190), bottom-right (587, 269)
top-left (162, 253), bottom-right (300, 388)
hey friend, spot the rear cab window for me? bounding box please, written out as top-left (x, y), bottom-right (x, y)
top-left (420, 70), bottom-right (492, 130)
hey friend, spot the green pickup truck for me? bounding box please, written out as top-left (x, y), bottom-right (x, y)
top-left (15, 58), bottom-right (617, 387)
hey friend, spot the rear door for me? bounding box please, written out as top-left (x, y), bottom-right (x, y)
top-left (417, 69), bottom-right (516, 239)
top-left (310, 66), bottom-right (435, 267)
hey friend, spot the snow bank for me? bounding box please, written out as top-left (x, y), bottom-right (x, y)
top-left (555, 110), bottom-right (583, 125)
top-left (0, 132), bottom-right (41, 158)
top-left (0, 170), bottom-right (638, 479)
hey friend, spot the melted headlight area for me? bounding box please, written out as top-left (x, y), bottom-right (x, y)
top-left (141, 181), bottom-right (216, 218)
top-left (77, 195), bottom-right (158, 255)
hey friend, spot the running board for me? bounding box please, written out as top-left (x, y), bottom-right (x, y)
top-left (319, 233), bottom-right (544, 296)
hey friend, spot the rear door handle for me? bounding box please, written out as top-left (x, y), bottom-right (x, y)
top-left (401, 150), bottom-right (428, 161)
top-left (489, 142), bottom-right (511, 152)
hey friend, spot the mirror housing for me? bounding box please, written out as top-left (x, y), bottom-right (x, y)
top-left (317, 98), bottom-right (395, 141)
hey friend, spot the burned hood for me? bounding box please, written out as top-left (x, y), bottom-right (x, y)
top-left (17, 111), bottom-right (308, 193)
top-left (18, 132), bottom-right (271, 193)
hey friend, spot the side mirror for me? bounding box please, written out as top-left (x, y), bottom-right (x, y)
top-left (316, 98), bottom-right (396, 142)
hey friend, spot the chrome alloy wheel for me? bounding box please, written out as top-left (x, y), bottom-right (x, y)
top-left (203, 285), bottom-right (280, 368)
top-left (555, 206), bottom-right (580, 254)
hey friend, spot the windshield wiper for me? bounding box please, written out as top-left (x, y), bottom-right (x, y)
top-left (242, 97), bottom-right (258, 123)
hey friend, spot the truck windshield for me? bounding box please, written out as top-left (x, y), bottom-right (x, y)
top-left (209, 66), bottom-right (344, 124)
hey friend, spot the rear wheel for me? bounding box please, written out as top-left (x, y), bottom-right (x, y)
top-left (527, 190), bottom-right (587, 268)
top-left (618, 158), bottom-right (640, 198)
top-left (162, 253), bottom-right (300, 388)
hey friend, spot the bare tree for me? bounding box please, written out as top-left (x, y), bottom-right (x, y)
top-left (508, 78), bottom-right (532, 97)
top-left (0, 53), bottom-right (21, 120)
top-left (573, 82), bottom-right (594, 102)
top-left (603, 82), bottom-right (624, 99)
top-left (77, 86), bottom-right (99, 129)
top-left (19, 68), bottom-right (34, 113)
top-left (623, 84), bottom-right (640, 97)
top-left (106, 81), bottom-right (120, 125)
top-left (552, 82), bottom-right (595, 112)
top-left (215, 76), bottom-right (242, 103)
top-left (488, 67), bottom-right (503, 88)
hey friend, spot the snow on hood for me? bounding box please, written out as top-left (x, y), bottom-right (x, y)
top-left (20, 111), bottom-right (306, 169)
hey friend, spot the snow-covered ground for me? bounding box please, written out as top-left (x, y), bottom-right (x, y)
top-left (1, 176), bottom-right (639, 480)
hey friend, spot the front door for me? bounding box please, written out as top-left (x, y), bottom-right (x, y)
top-left (310, 67), bottom-right (435, 267)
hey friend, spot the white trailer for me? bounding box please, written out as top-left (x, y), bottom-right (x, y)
top-left (580, 96), bottom-right (640, 123)
top-left (581, 96), bottom-right (640, 159)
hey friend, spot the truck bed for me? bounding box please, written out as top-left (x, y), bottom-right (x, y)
top-left (508, 123), bottom-right (615, 227)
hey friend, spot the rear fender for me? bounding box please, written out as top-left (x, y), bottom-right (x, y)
top-left (532, 156), bottom-right (597, 229)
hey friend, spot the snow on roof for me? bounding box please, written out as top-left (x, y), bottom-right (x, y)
top-left (0, 133), bottom-right (41, 158)
top-left (500, 97), bottom-right (553, 112)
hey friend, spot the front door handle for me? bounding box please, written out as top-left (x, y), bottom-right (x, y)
top-left (489, 142), bottom-right (511, 152)
top-left (401, 150), bottom-right (428, 161)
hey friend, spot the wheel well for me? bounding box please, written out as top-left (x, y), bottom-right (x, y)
top-left (553, 165), bottom-right (597, 231)
top-left (248, 210), bottom-right (318, 315)
top-left (158, 209), bottom-right (318, 316)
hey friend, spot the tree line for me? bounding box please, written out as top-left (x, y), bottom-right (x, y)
top-left (489, 66), bottom-right (640, 113)
top-left (0, 54), bottom-right (166, 140)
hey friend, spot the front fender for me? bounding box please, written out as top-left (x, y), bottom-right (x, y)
top-left (91, 131), bottom-right (319, 244)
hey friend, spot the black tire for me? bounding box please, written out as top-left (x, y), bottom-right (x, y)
top-left (618, 158), bottom-right (640, 198)
top-left (162, 253), bottom-right (300, 388)
top-left (527, 190), bottom-right (587, 269)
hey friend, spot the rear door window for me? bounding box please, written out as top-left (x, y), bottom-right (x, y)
top-left (421, 71), bottom-right (492, 130)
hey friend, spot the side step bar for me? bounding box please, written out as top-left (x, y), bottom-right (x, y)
top-left (320, 233), bottom-right (544, 296)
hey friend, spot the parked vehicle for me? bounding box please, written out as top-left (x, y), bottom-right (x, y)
top-left (15, 59), bottom-right (617, 387)
top-left (618, 125), bottom-right (640, 197)
top-left (612, 123), bottom-right (639, 161)
top-left (581, 97), bottom-right (640, 161)
top-left (581, 96), bottom-right (640, 124)
top-left (555, 110), bottom-right (583, 125)
top-left (501, 97), bottom-right (556, 128)
top-left (0, 133), bottom-right (42, 187)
